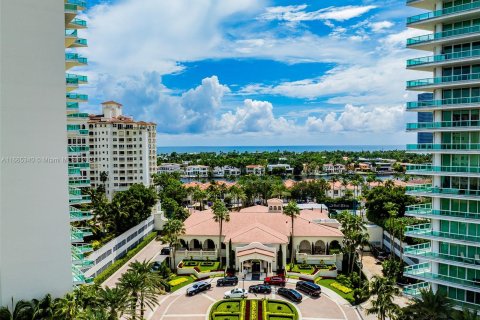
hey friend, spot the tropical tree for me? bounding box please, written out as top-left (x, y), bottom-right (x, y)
top-left (283, 201), bottom-right (300, 265)
top-left (0, 299), bottom-right (34, 320)
top-left (54, 293), bottom-right (79, 320)
top-left (162, 219), bottom-right (186, 271)
top-left (337, 211), bottom-right (367, 274)
top-left (192, 187), bottom-right (207, 211)
top-left (329, 176), bottom-right (338, 198)
top-left (96, 286), bottom-right (130, 320)
top-left (366, 276), bottom-right (400, 320)
top-left (32, 294), bottom-right (55, 320)
top-left (402, 288), bottom-right (454, 320)
top-left (76, 308), bottom-right (110, 320)
top-left (212, 200), bottom-right (230, 269)
top-left (451, 309), bottom-right (480, 320)
top-left (384, 202), bottom-right (398, 260)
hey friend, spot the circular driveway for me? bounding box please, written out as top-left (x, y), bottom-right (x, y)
top-left (146, 280), bottom-right (361, 320)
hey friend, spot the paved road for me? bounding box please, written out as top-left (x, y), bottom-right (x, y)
top-left (145, 279), bottom-right (361, 320)
top-left (102, 239), bottom-right (167, 288)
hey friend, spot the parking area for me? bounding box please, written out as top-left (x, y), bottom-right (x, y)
top-left (146, 280), bottom-right (361, 320)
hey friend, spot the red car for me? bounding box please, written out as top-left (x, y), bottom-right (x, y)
top-left (264, 276), bottom-right (286, 286)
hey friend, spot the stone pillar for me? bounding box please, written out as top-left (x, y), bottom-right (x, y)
top-left (282, 244), bottom-right (287, 268)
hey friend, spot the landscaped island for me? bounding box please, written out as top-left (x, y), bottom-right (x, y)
top-left (209, 299), bottom-right (299, 320)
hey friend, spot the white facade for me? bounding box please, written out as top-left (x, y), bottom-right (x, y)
top-left (0, 0), bottom-right (73, 304)
top-left (158, 163), bottom-right (183, 175)
top-left (267, 164), bottom-right (294, 174)
top-left (88, 101), bottom-right (157, 199)
top-left (213, 165), bottom-right (241, 178)
top-left (322, 163), bottom-right (346, 174)
top-left (184, 165), bottom-right (209, 178)
top-left (246, 165), bottom-right (265, 175)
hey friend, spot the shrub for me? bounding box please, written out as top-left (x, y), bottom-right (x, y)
top-left (330, 282), bottom-right (353, 294)
top-left (298, 264), bottom-right (311, 270)
top-left (329, 265), bottom-right (337, 271)
top-left (168, 277), bottom-right (189, 287)
top-left (200, 261), bottom-right (214, 266)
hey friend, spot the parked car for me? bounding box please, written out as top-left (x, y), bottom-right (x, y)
top-left (295, 281), bottom-right (321, 297)
top-left (150, 261), bottom-right (162, 272)
top-left (160, 247), bottom-right (171, 255)
top-left (277, 288), bottom-right (302, 302)
top-left (248, 284), bottom-right (272, 294)
top-left (224, 288), bottom-right (248, 299)
top-left (264, 276), bottom-right (286, 286)
top-left (217, 276), bottom-right (238, 286)
top-left (186, 281), bottom-right (211, 296)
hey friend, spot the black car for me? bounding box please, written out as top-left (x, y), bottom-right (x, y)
top-left (160, 247), bottom-right (171, 255)
top-left (248, 284), bottom-right (272, 294)
top-left (296, 281), bottom-right (321, 297)
top-left (186, 281), bottom-right (211, 296)
top-left (216, 276), bottom-right (238, 286)
top-left (150, 261), bottom-right (162, 272)
top-left (277, 288), bottom-right (302, 302)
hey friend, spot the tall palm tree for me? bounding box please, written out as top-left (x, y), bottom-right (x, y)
top-left (162, 218), bottom-right (186, 271)
top-left (212, 200), bottom-right (230, 269)
top-left (0, 299), bottom-right (34, 320)
top-left (358, 231), bottom-right (370, 286)
top-left (366, 276), bottom-right (400, 320)
top-left (402, 288), bottom-right (454, 320)
top-left (54, 293), bottom-right (79, 320)
top-left (32, 294), bottom-right (55, 320)
top-left (329, 176), bottom-right (338, 199)
top-left (96, 287), bottom-right (130, 320)
top-left (451, 309), bottom-right (480, 320)
top-left (283, 201), bottom-right (300, 265)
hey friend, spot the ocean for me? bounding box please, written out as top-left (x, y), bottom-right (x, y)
top-left (157, 145), bottom-right (405, 154)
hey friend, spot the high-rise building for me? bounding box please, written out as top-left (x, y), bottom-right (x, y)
top-left (417, 93), bottom-right (434, 143)
top-left (404, 0), bottom-right (480, 311)
top-left (65, 0), bottom-right (93, 285)
top-left (88, 101), bottom-right (157, 199)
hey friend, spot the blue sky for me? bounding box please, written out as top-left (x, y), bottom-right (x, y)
top-left (78, 0), bottom-right (428, 146)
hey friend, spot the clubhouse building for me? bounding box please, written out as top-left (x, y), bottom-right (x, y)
top-left (177, 199), bottom-right (344, 277)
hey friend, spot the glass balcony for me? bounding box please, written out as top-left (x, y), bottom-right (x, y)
top-left (70, 207), bottom-right (92, 221)
top-left (406, 120), bottom-right (480, 131)
top-left (73, 38), bottom-right (87, 47)
top-left (69, 162), bottom-right (90, 169)
top-left (65, 29), bottom-right (77, 38)
top-left (404, 263), bottom-right (480, 292)
top-left (406, 184), bottom-right (480, 199)
top-left (407, 49), bottom-right (480, 68)
top-left (404, 243), bottom-right (480, 267)
top-left (68, 146), bottom-right (89, 153)
top-left (64, 3), bottom-right (79, 13)
top-left (72, 266), bottom-right (93, 285)
top-left (68, 18), bottom-right (87, 28)
top-left (69, 195), bottom-right (91, 205)
top-left (66, 93), bottom-right (88, 102)
top-left (66, 73), bottom-right (88, 84)
top-left (66, 0), bottom-right (87, 7)
top-left (405, 203), bottom-right (480, 222)
top-left (66, 102), bottom-right (79, 110)
top-left (67, 112), bottom-right (89, 118)
top-left (403, 282), bottom-right (430, 297)
top-left (406, 223), bottom-right (480, 246)
top-left (406, 97), bottom-right (480, 110)
top-left (407, 73), bottom-right (480, 88)
top-left (65, 53), bottom-right (87, 65)
top-left (407, 25), bottom-right (480, 46)
top-left (407, 1), bottom-right (480, 24)
top-left (71, 243), bottom-right (93, 255)
top-left (451, 299), bottom-right (480, 312)
top-left (68, 179), bottom-right (91, 187)
top-left (406, 164), bottom-right (480, 174)
top-left (68, 167), bottom-right (81, 175)
top-left (407, 143), bottom-right (480, 152)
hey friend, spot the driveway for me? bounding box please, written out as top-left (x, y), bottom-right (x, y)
top-left (146, 279), bottom-right (362, 320)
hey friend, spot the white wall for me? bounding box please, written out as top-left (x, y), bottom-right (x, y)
top-left (85, 216), bottom-right (155, 278)
top-left (0, 0), bottom-right (72, 304)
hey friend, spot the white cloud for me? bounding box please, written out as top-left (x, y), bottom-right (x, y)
top-left (370, 21), bottom-right (394, 32)
top-left (260, 5), bottom-right (377, 22)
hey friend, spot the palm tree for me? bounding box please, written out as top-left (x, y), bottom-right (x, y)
top-left (357, 231), bottom-right (370, 286)
top-left (54, 293), bottom-right (79, 320)
top-left (32, 294), bottom-right (55, 320)
top-left (162, 218), bottom-right (185, 271)
top-left (77, 308), bottom-right (110, 320)
top-left (96, 287), bottom-right (130, 320)
top-left (0, 299), bottom-right (34, 320)
top-left (212, 200), bottom-right (230, 269)
top-left (402, 288), bottom-right (454, 320)
top-left (192, 187), bottom-right (207, 210)
top-left (283, 201), bottom-right (300, 265)
top-left (384, 202), bottom-right (398, 260)
top-left (329, 176), bottom-right (338, 198)
top-left (367, 276), bottom-right (400, 320)
top-left (451, 309), bottom-right (480, 320)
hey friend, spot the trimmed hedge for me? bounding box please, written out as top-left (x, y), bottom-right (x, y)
top-left (94, 232), bottom-right (157, 284)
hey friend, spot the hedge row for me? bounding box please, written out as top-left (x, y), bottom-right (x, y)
top-left (94, 232), bottom-right (157, 284)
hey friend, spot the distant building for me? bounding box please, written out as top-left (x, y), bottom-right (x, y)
top-left (246, 165), bottom-right (265, 175)
top-left (185, 165), bottom-right (209, 178)
top-left (417, 93), bottom-right (434, 144)
top-left (322, 164), bottom-right (346, 174)
top-left (267, 164), bottom-right (294, 174)
top-left (158, 163), bottom-right (183, 175)
top-left (213, 166), bottom-right (241, 178)
top-left (88, 101), bottom-right (157, 199)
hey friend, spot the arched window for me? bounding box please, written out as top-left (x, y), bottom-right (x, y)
top-left (314, 240), bottom-right (326, 254)
top-left (203, 239), bottom-right (215, 250)
top-left (298, 240), bottom-right (311, 254)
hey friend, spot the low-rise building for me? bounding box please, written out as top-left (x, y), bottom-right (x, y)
top-left (184, 165), bottom-right (209, 178)
top-left (246, 165), bottom-right (265, 176)
top-left (158, 163), bottom-right (183, 175)
top-left (322, 163), bottom-right (346, 174)
top-left (213, 165), bottom-right (241, 178)
top-left (267, 164), bottom-right (293, 174)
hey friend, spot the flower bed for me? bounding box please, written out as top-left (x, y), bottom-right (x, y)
top-left (168, 277), bottom-right (189, 287)
top-left (209, 300), bottom-right (298, 320)
top-left (330, 281), bottom-right (353, 294)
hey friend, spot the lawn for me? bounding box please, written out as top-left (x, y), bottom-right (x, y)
top-left (209, 299), bottom-right (298, 320)
top-left (286, 264), bottom-right (333, 275)
top-left (168, 275), bottom-right (195, 292)
top-left (180, 260), bottom-right (221, 272)
top-left (315, 278), bottom-right (354, 303)
top-left (215, 301), bottom-right (242, 313)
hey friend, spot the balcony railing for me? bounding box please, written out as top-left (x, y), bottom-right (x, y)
top-left (407, 49), bottom-right (480, 67)
top-left (66, 93), bottom-right (88, 102)
top-left (406, 120), bottom-right (480, 130)
top-left (407, 143), bottom-right (480, 151)
top-left (406, 184), bottom-right (480, 198)
top-left (71, 244), bottom-right (93, 255)
top-left (407, 73), bottom-right (480, 88)
top-left (406, 164), bottom-right (480, 174)
top-left (406, 223), bottom-right (480, 245)
top-left (70, 207), bottom-right (92, 221)
top-left (404, 243), bottom-right (480, 266)
top-left (68, 179), bottom-right (91, 187)
top-left (407, 25), bottom-right (480, 46)
top-left (404, 263), bottom-right (480, 291)
top-left (403, 282), bottom-right (430, 297)
top-left (406, 97), bottom-right (480, 110)
top-left (405, 203), bottom-right (480, 221)
top-left (69, 162), bottom-right (90, 169)
top-left (68, 146), bottom-right (89, 153)
top-left (69, 18), bottom-right (87, 28)
top-left (67, 112), bottom-right (89, 118)
top-left (407, 1), bottom-right (480, 24)
top-left (73, 38), bottom-right (88, 46)
top-left (65, 53), bottom-right (87, 65)
top-left (66, 0), bottom-right (87, 7)
top-left (66, 73), bottom-right (87, 83)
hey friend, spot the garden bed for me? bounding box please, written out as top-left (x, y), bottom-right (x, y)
top-left (178, 260), bottom-right (221, 272)
top-left (315, 278), bottom-right (354, 304)
top-left (209, 299), bottom-right (298, 320)
top-left (167, 275), bottom-right (195, 292)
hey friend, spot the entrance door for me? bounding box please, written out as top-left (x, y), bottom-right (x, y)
top-left (252, 261), bottom-right (261, 273)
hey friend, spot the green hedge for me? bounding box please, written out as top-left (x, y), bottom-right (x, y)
top-left (94, 232), bottom-right (157, 284)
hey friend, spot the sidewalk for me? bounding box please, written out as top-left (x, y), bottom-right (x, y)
top-left (102, 239), bottom-right (166, 288)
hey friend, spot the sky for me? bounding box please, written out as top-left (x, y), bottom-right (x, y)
top-left (77, 0), bottom-right (429, 146)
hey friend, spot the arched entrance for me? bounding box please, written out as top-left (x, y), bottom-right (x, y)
top-left (203, 239), bottom-right (215, 250)
top-left (298, 240), bottom-right (311, 254)
top-left (329, 240), bottom-right (341, 254)
top-left (189, 239), bottom-right (201, 249)
top-left (314, 240), bottom-right (326, 254)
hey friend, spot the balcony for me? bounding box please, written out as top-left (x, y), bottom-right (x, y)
top-left (71, 243), bottom-right (93, 255)
top-left (68, 167), bottom-right (81, 176)
top-left (406, 164), bottom-right (480, 177)
top-left (71, 227), bottom-right (92, 243)
top-left (406, 184), bottom-right (480, 200)
top-left (68, 145), bottom-right (89, 154)
top-left (72, 266), bottom-right (93, 285)
top-left (404, 243), bottom-right (480, 268)
top-left (67, 18), bottom-right (87, 29)
top-left (66, 93), bottom-right (88, 102)
top-left (406, 120), bottom-right (480, 132)
top-left (69, 194), bottom-right (91, 205)
top-left (67, 112), bottom-right (89, 119)
top-left (407, 25), bottom-right (480, 50)
top-left (67, 124), bottom-right (88, 136)
top-left (68, 179), bottom-right (91, 187)
top-left (407, 73), bottom-right (480, 91)
top-left (404, 262), bottom-right (480, 293)
top-left (71, 38), bottom-right (87, 48)
top-left (70, 207), bottom-right (93, 222)
top-left (406, 97), bottom-right (480, 111)
top-left (405, 203), bottom-right (480, 223)
top-left (407, 2), bottom-right (480, 29)
top-left (65, 53), bottom-right (87, 69)
top-left (403, 281), bottom-right (430, 298)
top-left (407, 143), bottom-right (480, 154)
top-left (69, 162), bottom-right (90, 169)
top-left (405, 223), bottom-right (480, 246)
top-left (66, 73), bottom-right (87, 84)
top-left (407, 49), bottom-right (480, 71)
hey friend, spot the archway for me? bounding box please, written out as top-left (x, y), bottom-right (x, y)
top-left (298, 240), bottom-right (311, 254)
top-left (179, 239), bottom-right (188, 249)
top-left (203, 239), bottom-right (215, 251)
top-left (189, 239), bottom-right (201, 250)
top-left (314, 240), bottom-right (326, 254)
top-left (329, 240), bottom-right (341, 254)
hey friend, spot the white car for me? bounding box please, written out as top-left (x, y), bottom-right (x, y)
top-left (224, 288), bottom-right (248, 299)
